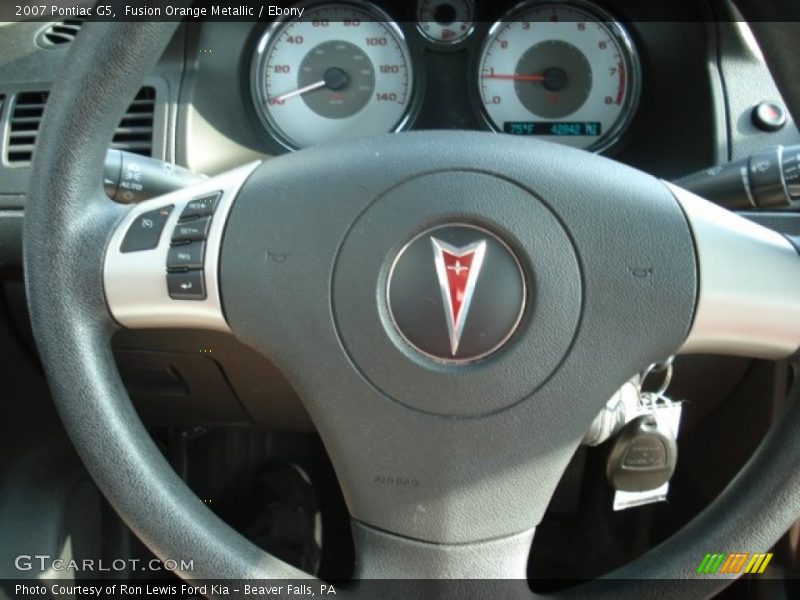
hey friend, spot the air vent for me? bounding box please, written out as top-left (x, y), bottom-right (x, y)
top-left (37, 20), bottom-right (83, 47)
top-left (6, 87), bottom-right (156, 165)
top-left (7, 91), bottom-right (48, 164)
top-left (111, 87), bottom-right (156, 157)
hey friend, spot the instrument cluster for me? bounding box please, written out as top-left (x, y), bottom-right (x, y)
top-left (251, 0), bottom-right (641, 153)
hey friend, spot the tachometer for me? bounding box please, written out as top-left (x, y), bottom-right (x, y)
top-left (477, 1), bottom-right (640, 152)
top-left (252, 2), bottom-right (414, 150)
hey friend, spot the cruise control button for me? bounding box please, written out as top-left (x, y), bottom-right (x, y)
top-left (167, 241), bottom-right (205, 271)
top-left (171, 217), bottom-right (211, 242)
top-left (120, 205), bottom-right (173, 253)
top-left (167, 270), bottom-right (206, 300)
top-left (180, 193), bottom-right (220, 220)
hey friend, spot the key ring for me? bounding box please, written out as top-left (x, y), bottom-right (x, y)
top-left (639, 356), bottom-right (674, 399)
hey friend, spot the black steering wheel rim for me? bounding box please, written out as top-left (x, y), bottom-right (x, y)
top-left (22, 9), bottom-right (800, 597)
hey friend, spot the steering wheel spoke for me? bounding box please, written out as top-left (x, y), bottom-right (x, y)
top-left (671, 182), bottom-right (800, 359)
top-left (351, 520), bottom-right (535, 580)
top-left (103, 162), bottom-right (259, 330)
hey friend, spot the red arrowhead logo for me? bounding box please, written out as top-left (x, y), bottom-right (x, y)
top-left (431, 238), bottom-right (487, 356)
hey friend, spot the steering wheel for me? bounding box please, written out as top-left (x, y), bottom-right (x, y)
top-left (22, 6), bottom-right (800, 598)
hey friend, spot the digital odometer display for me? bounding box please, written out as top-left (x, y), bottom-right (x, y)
top-left (504, 121), bottom-right (602, 136)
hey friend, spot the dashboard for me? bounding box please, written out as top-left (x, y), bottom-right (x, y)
top-left (250, 0), bottom-right (639, 153)
top-left (180, 0), bottom-right (732, 180)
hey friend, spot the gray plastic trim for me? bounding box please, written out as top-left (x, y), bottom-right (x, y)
top-left (352, 521), bottom-right (534, 579)
top-left (670, 181), bottom-right (800, 359)
top-left (103, 162), bottom-right (259, 331)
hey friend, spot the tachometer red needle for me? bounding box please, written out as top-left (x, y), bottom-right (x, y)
top-left (482, 73), bottom-right (545, 82)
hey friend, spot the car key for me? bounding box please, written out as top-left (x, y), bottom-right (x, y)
top-left (606, 407), bottom-right (678, 493)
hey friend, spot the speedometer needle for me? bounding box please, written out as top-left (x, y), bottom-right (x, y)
top-left (482, 73), bottom-right (545, 82)
top-left (271, 80), bottom-right (326, 104)
top-left (270, 68), bottom-right (351, 104)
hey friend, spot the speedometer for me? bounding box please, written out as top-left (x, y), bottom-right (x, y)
top-left (477, 1), bottom-right (640, 152)
top-left (252, 2), bottom-right (414, 150)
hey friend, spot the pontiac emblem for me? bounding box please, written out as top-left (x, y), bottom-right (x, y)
top-left (431, 238), bottom-right (487, 356)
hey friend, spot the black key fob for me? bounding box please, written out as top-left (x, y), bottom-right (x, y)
top-left (606, 414), bottom-right (678, 492)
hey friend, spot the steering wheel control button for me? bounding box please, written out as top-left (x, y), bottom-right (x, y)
top-left (167, 241), bottom-right (205, 271)
top-left (751, 102), bottom-right (786, 132)
top-left (180, 192), bottom-right (221, 220)
top-left (120, 205), bottom-right (173, 253)
top-left (167, 270), bottom-right (206, 300)
top-left (388, 225), bottom-right (525, 363)
top-left (171, 216), bottom-right (211, 243)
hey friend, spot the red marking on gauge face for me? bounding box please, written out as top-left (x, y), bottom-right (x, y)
top-left (616, 62), bottom-right (626, 104)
